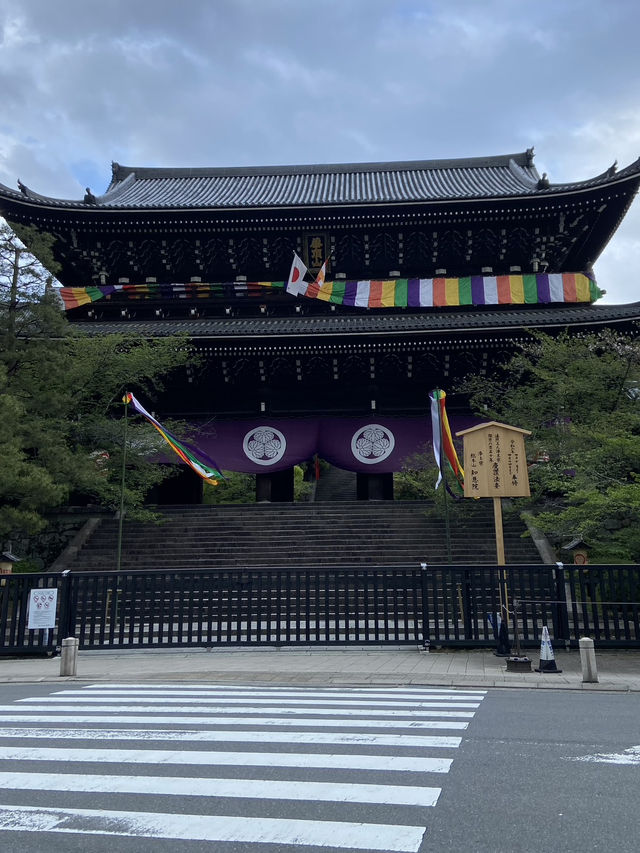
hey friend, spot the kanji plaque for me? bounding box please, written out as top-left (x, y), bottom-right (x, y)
top-left (456, 421), bottom-right (531, 498)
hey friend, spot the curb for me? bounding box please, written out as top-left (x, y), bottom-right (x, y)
top-left (0, 672), bottom-right (637, 692)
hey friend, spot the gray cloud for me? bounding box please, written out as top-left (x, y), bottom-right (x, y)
top-left (0, 0), bottom-right (638, 301)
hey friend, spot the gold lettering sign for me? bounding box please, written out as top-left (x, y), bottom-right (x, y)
top-left (456, 422), bottom-right (531, 498)
top-left (302, 233), bottom-right (330, 273)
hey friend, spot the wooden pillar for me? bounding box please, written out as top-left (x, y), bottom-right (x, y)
top-left (494, 496), bottom-right (509, 618)
top-left (256, 468), bottom-right (294, 502)
top-left (356, 472), bottom-right (394, 500)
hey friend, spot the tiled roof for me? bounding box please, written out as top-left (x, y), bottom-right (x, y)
top-left (100, 153), bottom-right (540, 208)
top-left (3, 152), bottom-right (640, 210)
top-left (72, 302), bottom-right (640, 340)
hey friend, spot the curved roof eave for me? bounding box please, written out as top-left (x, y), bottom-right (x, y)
top-left (1, 153), bottom-right (639, 215)
top-left (69, 303), bottom-right (640, 341)
top-left (107, 150), bottom-right (534, 182)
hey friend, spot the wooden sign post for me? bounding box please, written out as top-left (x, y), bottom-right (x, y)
top-left (455, 422), bottom-right (532, 640)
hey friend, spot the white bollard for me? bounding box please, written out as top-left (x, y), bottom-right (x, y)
top-left (59, 637), bottom-right (79, 677)
top-left (579, 636), bottom-right (598, 683)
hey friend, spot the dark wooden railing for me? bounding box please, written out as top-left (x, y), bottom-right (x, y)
top-left (1, 564), bottom-right (638, 654)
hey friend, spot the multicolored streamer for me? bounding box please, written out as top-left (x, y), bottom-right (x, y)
top-left (124, 392), bottom-right (223, 483)
top-left (430, 389), bottom-right (464, 492)
top-left (288, 272), bottom-right (599, 307)
top-left (59, 281), bottom-right (285, 310)
top-left (59, 272), bottom-right (600, 311)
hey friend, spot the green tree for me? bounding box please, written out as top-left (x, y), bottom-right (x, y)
top-left (203, 465), bottom-right (312, 504)
top-left (0, 220), bottom-right (191, 541)
top-left (204, 471), bottom-right (256, 504)
top-left (460, 329), bottom-right (640, 561)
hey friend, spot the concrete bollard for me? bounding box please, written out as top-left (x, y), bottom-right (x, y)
top-left (579, 636), bottom-right (598, 683)
top-left (59, 637), bottom-right (79, 677)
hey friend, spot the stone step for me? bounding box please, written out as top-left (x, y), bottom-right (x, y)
top-left (88, 543), bottom-right (527, 557)
top-left (78, 544), bottom-right (530, 561)
top-left (69, 499), bottom-right (541, 572)
top-left (95, 526), bottom-right (510, 538)
top-left (90, 520), bottom-right (527, 536)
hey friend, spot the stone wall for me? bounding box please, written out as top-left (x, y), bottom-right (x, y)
top-left (6, 511), bottom-right (105, 572)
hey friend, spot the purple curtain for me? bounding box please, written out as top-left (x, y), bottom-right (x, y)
top-left (184, 415), bottom-right (481, 474)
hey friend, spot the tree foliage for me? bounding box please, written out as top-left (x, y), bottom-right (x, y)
top-left (0, 220), bottom-right (191, 542)
top-left (202, 465), bottom-right (313, 504)
top-left (460, 329), bottom-right (640, 561)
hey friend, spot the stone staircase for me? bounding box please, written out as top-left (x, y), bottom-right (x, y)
top-left (66, 501), bottom-right (542, 572)
top-left (314, 466), bottom-right (356, 501)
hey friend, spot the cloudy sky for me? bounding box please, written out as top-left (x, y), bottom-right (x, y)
top-left (1, 0), bottom-right (639, 302)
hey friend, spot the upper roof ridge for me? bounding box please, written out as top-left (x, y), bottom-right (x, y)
top-left (2, 151), bottom-right (638, 210)
top-left (110, 151), bottom-right (533, 183)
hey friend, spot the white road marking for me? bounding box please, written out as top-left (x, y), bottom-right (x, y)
top-left (0, 727), bottom-right (463, 748)
top-left (0, 804), bottom-right (427, 852)
top-left (0, 771), bottom-right (442, 807)
top-left (574, 745), bottom-right (640, 765)
top-left (0, 745), bottom-right (453, 773)
top-left (14, 699), bottom-right (478, 715)
top-left (44, 692), bottom-right (481, 708)
top-left (80, 683), bottom-right (486, 695)
top-left (66, 687), bottom-right (486, 701)
top-left (0, 686), bottom-right (486, 849)
top-left (0, 713), bottom-right (468, 729)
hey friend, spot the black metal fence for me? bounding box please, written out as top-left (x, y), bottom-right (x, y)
top-left (1, 563), bottom-right (638, 655)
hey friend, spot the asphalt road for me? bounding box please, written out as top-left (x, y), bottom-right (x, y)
top-left (428, 688), bottom-right (640, 853)
top-left (0, 682), bottom-right (637, 852)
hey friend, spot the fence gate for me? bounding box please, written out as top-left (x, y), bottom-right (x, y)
top-left (1, 564), bottom-right (638, 654)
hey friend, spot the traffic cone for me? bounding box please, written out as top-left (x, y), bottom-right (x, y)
top-left (494, 615), bottom-right (511, 657)
top-left (535, 626), bottom-right (562, 673)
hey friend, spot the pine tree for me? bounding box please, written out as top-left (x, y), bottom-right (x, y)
top-left (461, 330), bottom-right (640, 561)
top-left (0, 220), bottom-right (190, 542)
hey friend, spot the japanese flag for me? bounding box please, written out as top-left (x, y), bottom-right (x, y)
top-left (287, 252), bottom-right (309, 295)
top-left (314, 259), bottom-right (328, 288)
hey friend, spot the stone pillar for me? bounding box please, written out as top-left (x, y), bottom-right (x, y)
top-left (59, 637), bottom-right (79, 677)
top-left (579, 637), bottom-right (598, 683)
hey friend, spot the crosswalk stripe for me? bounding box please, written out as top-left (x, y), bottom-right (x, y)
top-left (42, 693), bottom-right (481, 708)
top-left (12, 700), bottom-right (477, 715)
top-left (0, 745), bottom-right (453, 773)
top-left (66, 687), bottom-right (486, 701)
top-left (0, 713), bottom-right (468, 729)
top-left (0, 684), bottom-right (485, 850)
top-left (0, 771), bottom-right (442, 807)
top-left (0, 727), bottom-right (463, 748)
top-left (0, 805), bottom-right (427, 852)
top-left (83, 683), bottom-right (486, 695)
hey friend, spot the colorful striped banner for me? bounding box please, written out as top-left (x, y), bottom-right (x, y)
top-left (58, 281), bottom-right (287, 310)
top-left (58, 273), bottom-right (600, 311)
top-left (430, 389), bottom-right (464, 492)
top-left (290, 273), bottom-right (600, 308)
top-left (124, 393), bottom-right (223, 483)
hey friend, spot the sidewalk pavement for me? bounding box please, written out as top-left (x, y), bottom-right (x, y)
top-left (1, 646), bottom-right (639, 691)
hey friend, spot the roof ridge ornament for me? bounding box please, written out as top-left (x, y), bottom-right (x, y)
top-left (17, 179), bottom-right (28, 195)
top-left (537, 172), bottom-right (550, 189)
top-left (526, 147), bottom-right (535, 166)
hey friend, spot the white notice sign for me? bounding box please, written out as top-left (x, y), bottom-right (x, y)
top-left (27, 589), bottom-right (58, 630)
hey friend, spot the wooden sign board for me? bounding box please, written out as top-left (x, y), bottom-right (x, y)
top-left (456, 421), bottom-right (531, 498)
